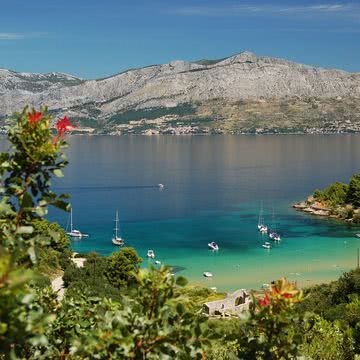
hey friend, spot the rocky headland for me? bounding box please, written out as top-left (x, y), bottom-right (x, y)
top-left (293, 196), bottom-right (344, 218)
top-left (293, 175), bottom-right (360, 223)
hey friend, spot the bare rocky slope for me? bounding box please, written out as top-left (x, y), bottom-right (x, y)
top-left (1, 51), bottom-right (360, 134)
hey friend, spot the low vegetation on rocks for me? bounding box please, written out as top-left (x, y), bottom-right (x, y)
top-left (293, 174), bottom-right (360, 223)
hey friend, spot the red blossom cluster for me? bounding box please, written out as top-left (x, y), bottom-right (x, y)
top-left (27, 111), bottom-right (76, 141)
top-left (258, 293), bottom-right (270, 307)
top-left (28, 111), bottom-right (42, 124)
top-left (257, 278), bottom-right (298, 308)
top-left (55, 116), bottom-right (76, 136)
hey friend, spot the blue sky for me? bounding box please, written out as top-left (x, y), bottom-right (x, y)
top-left (0, 0), bottom-right (359, 78)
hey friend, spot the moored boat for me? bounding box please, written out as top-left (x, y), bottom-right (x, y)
top-left (112, 210), bottom-right (124, 246)
top-left (268, 208), bottom-right (281, 241)
top-left (203, 271), bottom-right (213, 277)
top-left (147, 249), bottom-right (155, 258)
top-left (269, 231), bottom-right (281, 242)
top-left (66, 208), bottom-right (89, 238)
top-left (208, 241), bottom-right (219, 251)
top-left (262, 242), bottom-right (272, 249)
top-left (258, 202), bottom-right (268, 233)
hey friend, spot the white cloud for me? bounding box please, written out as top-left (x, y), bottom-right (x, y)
top-left (0, 32), bottom-right (47, 40)
top-left (171, 3), bottom-right (358, 17)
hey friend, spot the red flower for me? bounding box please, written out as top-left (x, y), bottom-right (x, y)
top-left (258, 293), bottom-right (271, 307)
top-left (283, 293), bottom-right (294, 299)
top-left (55, 116), bottom-right (76, 135)
top-left (28, 111), bottom-right (42, 124)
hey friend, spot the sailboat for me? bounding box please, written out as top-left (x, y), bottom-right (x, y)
top-left (268, 208), bottom-right (281, 241)
top-left (258, 203), bottom-right (268, 233)
top-left (112, 210), bottom-right (124, 246)
top-left (66, 208), bottom-right (89, 238)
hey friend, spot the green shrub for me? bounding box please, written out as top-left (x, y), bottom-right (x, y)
top-left (301, 316), bottom-right (349, 360)
top-left (105, 247), bottom-right (142, 289)
top-left (353, 212), bottom-right (360, 224)
top-left (348, 174), bottom-right (360, 207)
top-left (313, 182), bottom-right (349, 207)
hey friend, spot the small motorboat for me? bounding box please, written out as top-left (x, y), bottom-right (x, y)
top-left (155, 260), bottom-right (161, 265)
top-left (356, 234), bottom-right (360, 238)
top-left (269, 231), bottom-right (281, 241)
top-left (203, 272), bottom-right (213, 278)
top-left (208, 241), bottom-right (219, 251)
top-left (158, 183), bottom-right (165, 190)
top-left (262, 242), bottom-right (272, 249)
top-left (147, 249), bottom-right (155, 259)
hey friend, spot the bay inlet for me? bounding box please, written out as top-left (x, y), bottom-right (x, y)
top-left (9, 134), bottom-right (358, 292)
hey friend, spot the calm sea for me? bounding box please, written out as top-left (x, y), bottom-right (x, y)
top-left (3, 135), bottom-right (360, 291)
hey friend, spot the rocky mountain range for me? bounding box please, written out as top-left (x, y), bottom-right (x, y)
top-left (1, 51), bottom-right (360, 134)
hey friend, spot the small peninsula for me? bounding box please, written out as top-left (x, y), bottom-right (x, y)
top-left (293, 174), bottom-right (360, 223)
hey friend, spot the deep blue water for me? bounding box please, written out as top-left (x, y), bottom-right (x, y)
top-left (3, 135), bottom-right (360, 290)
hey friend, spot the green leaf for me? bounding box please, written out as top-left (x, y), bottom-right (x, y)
top-left (176, 276), bottom-right (188, 287)
top-left (27, 246), bottom-right (36, 262)
top-left (53, 169), bottom-right (64, 178)
top-left (48, 229), bottom-right (60, 241)
top-left (176, 303), bottom-right (185, 315)
top-left (0, 322), bottom-right (7, 335)
top-left (21, 192), bottom-right (33, 208)
top-left (52, 200), bottom-right (70, 211)
top-left (17, 226), bottom-right (33, 234)
top-left (35, 206), bottom-right (48, 217)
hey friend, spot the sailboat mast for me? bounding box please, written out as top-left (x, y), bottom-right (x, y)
top-left (70, 208), bottom-right (73, 232)
top-left (272, 208), bottom-right (276, 230)
top-left (114, 211), bottom-right (119, 238)
top-left (258, 202), bottom-right (263, 226)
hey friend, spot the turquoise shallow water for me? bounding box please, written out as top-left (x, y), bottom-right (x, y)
top-left (3, 135), bottom-right (359, 291)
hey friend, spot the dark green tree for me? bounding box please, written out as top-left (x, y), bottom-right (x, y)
top-left (347, 174), bottom-right (360, 207)
top-left (32, 219), bottom-right (69, 252)
top-left (314, 182), bottom-right (349, 207)
top-left (105, 247), bottom-right (142, 289)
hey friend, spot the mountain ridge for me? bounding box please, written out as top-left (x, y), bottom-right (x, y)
top-left (1, 51), bottom-right (360, 134)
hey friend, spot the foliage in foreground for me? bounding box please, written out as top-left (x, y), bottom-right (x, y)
top-left (0, 107), bottom-right (211, 358)
top-left (2, 106), bottom-right (360, 359)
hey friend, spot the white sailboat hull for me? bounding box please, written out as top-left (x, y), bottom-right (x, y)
top-left (66, 230), bottom-right (88, 237)
top-left (112, 237), bottom-right (124, 246)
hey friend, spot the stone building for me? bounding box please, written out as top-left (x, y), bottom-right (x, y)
top-left (202, 289), bottom-right (251, 316)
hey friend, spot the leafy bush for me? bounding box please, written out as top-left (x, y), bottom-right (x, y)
top-left (236, 278), bottom-right (305, 359)
top-left (0, 107), bottom-right (75, 356)
top-left (32, 219), bottom-right (69, 252)
top-left (105, 247), bottom-right (142, 289)
top-left (313, 182), bottom-right (349, 207)
top-left (353, 212), bottom-right (360, 224)
top-left (301, 316), bottom-right (351, 360)
top-left (63, 252), bottom-right (124, 301)
top-left (348, 174), bottom-right (360, 207)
